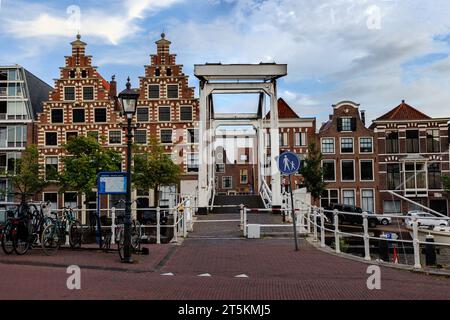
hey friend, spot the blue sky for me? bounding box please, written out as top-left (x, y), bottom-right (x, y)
top-left (1, 0), bottom-right (450, 125)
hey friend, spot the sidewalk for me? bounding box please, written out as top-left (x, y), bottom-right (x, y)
top-left (0, 243), bottom-right (177, 273)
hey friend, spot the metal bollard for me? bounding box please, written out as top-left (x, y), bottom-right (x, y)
top-left (333, 210), bottom-right (340, 253)
top-left (183, 208), bottom-right (187, 238)
top-left (313, 206), bottom-right (318, 242)
top-left (412, 218), bottom-right (422, 269)
top-left (172, 210), bottom-right (178, 244)
top-left (307, 208), bottom-right (311, 234)
top-left (363, 212), bottom-right (371, 261)
top-left (156, 207), bottom-right (161, 245)
top-left (378, 234), bottom-right (389, 262)
top-left (320, 208), bottom-right (325, 248)
top-left (243, 207), bottom-right (248, 238)
top-left (425, 235), bottom-right (437, 267)
top-left (111, 207), bottom-right (116, 245)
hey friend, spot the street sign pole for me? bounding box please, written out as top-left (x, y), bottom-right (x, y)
top-left (277, 151), bottom-right (301, 252)
top-left (289, 174), bottom-right (299, 251)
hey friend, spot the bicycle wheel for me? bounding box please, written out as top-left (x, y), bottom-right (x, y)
top-left (69, 220), bottom-right (83, 248)
top-left (1, 223), bottom-right (14, 255)
top-left (13, 223), bottom-right (31, 255)
top-left (117, 229), bottom-right (125, 261)
top-left (131, 221), bottom-right (141, 252)
top-left (41, 224), bottom-right (61, 256)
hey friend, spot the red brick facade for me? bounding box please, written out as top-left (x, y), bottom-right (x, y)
top-left (318, 101), bottom-right (378, 212)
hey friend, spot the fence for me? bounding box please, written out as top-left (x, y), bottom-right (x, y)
top-left (299, 201), bottom-right (450, 270)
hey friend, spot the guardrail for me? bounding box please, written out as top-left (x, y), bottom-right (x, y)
top-left (299, 201), bottom-right (450, 270)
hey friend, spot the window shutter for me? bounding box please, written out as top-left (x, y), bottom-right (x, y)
top-left (337, 118), bottom-right (342, 132)
top-left (351, 118), bottom-right (357, 131)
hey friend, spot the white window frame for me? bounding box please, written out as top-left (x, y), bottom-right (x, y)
top-left (321, 189), bottom-right (339, 207)
top-left (94, 108), bottom-right (107, 123)
top-left (341, 117), bottom-right (353, 132)
top-left (134, 129), bottom-right (148, 145)
top-left (222, 176), bottom-right (232, 189)
top-left (45, 156), bottom-right (59, 181)
top-left (108, 130), bottom-right (122, 145)
top-left (341, 159), bottom-right (356, 182)
top-left (360, 159), bottom-right (375, 182)
top-left (72, 108), bottom-right (85, 123)
top-left (340, 137), bottom-right (354, 154)
top-left (160, 129), bottom-right (173, 144)
top-left (359, 137), bottom-right (374, 154)
top-left (342, 189), bottom-right (356, 206)
top-left (45, 132), bottom-right (58, 147)
top-left (136, 107), bottom-right (149, 122)
top-left (321, 137), bottom-right (335, 155)
top-left (240, 169), bottom-right (248, 184)
top-left (360, 188), bottom-right (376, 213)
top-left (322, 159), bottom-right (336, 182)
top-left (179, 105), bottom-right (193, 122)
top-left (148, 84), bottom-right (160, 100)
top-left (42, 192), bottom-right (59, 211)
top-left (158, 106), bottom-right (171, 122)
top-left (63, 86), bottom-right (76, 101)
top-left (166, 84), bottom-right (179, 99)
top-left (82, 86), bottom-right (94, 101)
top-left (51, 108), bottom-right (64, 124)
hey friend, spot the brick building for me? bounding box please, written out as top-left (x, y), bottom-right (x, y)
top-left (214, 129), bottom-right (258, 195)
top-left (135, 33), bottom-right (199, 207)
top-left (265, 98), bottom-right (317, 190)
top-left (371, 101), bottom-right (450, 215)
top-left (35, 35), bottom-right (122, 213)
top-left (0, 65), bottom-right (52, 205)
top-left (318, 101), bottom-right (378, 212)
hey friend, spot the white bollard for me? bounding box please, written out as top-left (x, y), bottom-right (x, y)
top-left (111, 207), bottom-right (116, 245)
top-left (334, 209), bottom-right (340, 254)
top-left (313, 206), bottom-right (318, 242)
top-left (182, 208), bottom-right (187, 238)
top-left (320, 208), bottom-right (326, 248)
top-left (307, 207), bottom-right (311, 234)
top-left (243, 208), bottom-right (248, 238)
top-left (156, 207), bottom-right (161, 245)
top-left (172, 209), bottom-right (178, 243)
top-left (363, 212), bottom-right (371, 261)
top-left (239, 204), bottom-right (244, 231)
top-left (412, 218), bottom-right (422, 269)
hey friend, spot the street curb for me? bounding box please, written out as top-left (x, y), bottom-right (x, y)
top-left (305, 236), bottom-right (450, 278)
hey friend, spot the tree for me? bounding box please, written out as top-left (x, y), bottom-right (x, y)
top-left (443, 176), bottom-right (450, 197)
top-left (59, 135), bottom-right (122, 199)
top-left (6, 145), bottom-right (47, 202)
top-left (299, 142), bottom-right (326, 202)
top-left (133, 138), bottom-right (181, 206)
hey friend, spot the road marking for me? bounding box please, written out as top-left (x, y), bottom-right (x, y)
top-left (198, 273), bottom-right (212, 277)
top-left (234, 274), bottom-right (249, 278)
top-left (161, 272), bottom-right (174, 276)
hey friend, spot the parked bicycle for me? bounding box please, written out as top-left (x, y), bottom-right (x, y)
top-left (102, 200), bottom-right (142, 260)
top-left (40, 205), bottom-right (83, 256)
top-left (1, 194), bottom-right (53, 255)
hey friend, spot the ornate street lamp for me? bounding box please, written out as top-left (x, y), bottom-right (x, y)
top-left (118, 77), bottom-right (140, 263)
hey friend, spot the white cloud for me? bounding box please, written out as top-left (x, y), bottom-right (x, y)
top-left (3, 0), bottom-right (183, 45)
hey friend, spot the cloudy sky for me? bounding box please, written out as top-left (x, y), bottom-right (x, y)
top-left (1, 0), bottom-right (450, 126)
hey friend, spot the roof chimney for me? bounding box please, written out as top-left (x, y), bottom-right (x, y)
top-left (361, 110), bottom-right (366, 126)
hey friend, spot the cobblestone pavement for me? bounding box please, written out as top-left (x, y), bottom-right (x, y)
top-left (1, 214), bottom-right (450, 300)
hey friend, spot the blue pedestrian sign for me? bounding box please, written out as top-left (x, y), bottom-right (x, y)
top-left (278, 151), bottom-right (300, 175)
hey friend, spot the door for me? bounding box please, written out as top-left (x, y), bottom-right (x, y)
top-left (429, 200), bottom-right (448, 216)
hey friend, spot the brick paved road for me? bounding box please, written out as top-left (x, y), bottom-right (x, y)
top-left (1, 214), bottom-right (450, 299)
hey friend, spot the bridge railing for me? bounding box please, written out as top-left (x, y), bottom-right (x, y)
top-left (260, 180), bottom-right (272, 209)
top-left (299, 201), bottom-right (450, 270)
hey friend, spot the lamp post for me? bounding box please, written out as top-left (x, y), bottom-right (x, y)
top-left (118, 77), bottom-right (140, 263)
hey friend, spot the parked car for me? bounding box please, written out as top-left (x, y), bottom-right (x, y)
top-left (368, 212), bottom-right (392, 226)
top-left (405, 211), bottom-right (449, 228)
top-left (324, 204), bottom-right (378, 228)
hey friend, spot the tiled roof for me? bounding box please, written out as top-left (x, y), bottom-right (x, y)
top-left (374, 100), bottom-right (431, 121)
top-left (266, 98), bottom-right (300, 119)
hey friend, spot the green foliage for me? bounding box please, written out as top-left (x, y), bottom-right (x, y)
top-left (6, 145), bottom-right (47, 200)
top-left (299, 142), bottom-right (326, 201)
top-left (133, 138), bottom-right (181, 202)
top-left (443, 176), bottom-right (450, 197)
top-left (59, 135), bottom-right (122, 196)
